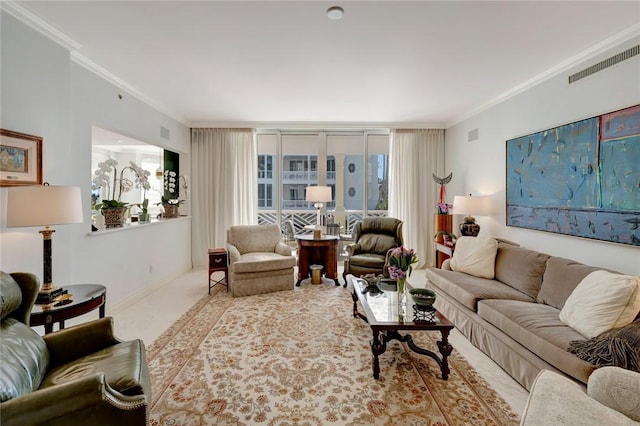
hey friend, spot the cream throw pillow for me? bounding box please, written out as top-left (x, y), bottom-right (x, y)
top-left (449, 236), bottom-right (498, 279)
top-left (559, 270), bottom-right (640, 339)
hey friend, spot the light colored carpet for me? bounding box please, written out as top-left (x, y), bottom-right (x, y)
top-left (148, 283), bottom-right (519, 425)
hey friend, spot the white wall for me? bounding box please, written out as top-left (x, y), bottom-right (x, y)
top-left (0, 13), bottom-right (193, 308)
top-left (445, 35), bottom-right (640, 276)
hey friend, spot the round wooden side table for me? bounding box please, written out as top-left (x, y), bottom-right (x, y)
top-left (30, 284), bottom-right (107, 334)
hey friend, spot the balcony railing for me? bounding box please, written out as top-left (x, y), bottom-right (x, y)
top-left (257, 209), bottom-right (387, 235)
top-left (281, 171), bottom-right (336, 181)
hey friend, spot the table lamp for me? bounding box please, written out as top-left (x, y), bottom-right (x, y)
top-left (306, 185), bottom-right (332, 227)
top-left (452, 194), bottom-right (491, 237)
top-left (7, 184), bottom-right (83, 303)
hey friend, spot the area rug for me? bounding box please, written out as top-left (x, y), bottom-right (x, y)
top-left (147, 283), bottom-right (520, 425)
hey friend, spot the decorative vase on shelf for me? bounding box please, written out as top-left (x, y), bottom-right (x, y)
top-left (138, 212), bottom-right (150, 223)
top-left (102, 207), bottom-right (128, 228)
top-left (434, 214), bottom-right (453, 244)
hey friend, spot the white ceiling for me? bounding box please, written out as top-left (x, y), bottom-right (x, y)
top-left (11, 1), bottom-right (640, 127)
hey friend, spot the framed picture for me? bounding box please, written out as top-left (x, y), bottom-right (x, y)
top-left (0, 129), bottom-right (43, 186)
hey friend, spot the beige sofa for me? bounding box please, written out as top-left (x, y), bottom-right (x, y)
top-left (226, 224), bottom-right (296, 297)
top-left (425, 241), bottom-right (626, 390)
top-left (521, 367), bottom-right (640, 425)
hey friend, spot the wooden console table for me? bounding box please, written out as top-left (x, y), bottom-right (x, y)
top-left (295, 235), bottom-right (340, 286)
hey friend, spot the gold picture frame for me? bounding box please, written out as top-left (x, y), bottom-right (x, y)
top-left (0, 129), bottom-right (43, 186)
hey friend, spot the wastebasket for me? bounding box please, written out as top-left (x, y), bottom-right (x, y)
top-left (310, 264), bottom-right (323, 284)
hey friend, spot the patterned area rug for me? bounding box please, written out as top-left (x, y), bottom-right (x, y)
top-left (148, 284), bottom-right (519, 425)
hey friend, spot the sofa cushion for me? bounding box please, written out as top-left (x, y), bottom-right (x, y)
top-left (537, 256), bottom-right (601, 309)
top-left (233, 252), bottom-right (296, 274)
top-left (0, 272), bottom-right (23, 321)
top-left (357, 234), bottom-right (397, 256)
top-left (478, 299), bottom-right (594, 383)
top-left (0, 318), bottom-right (49, 402)
top-left (348, 253), bottom-right (386, 268)
top-left (559, 270), bottom-right (640, 338)
top-left (495, 244), bottom-right (550, 299)
top-left (425, 268), bottom-right (535, 311)
top-left (449, 237), bottom-right (499, 279)
top-left (40, 339), bottom-right (148, 397)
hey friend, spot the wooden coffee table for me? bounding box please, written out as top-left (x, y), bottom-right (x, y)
top-left (350, 277), bottom-right (454, 380)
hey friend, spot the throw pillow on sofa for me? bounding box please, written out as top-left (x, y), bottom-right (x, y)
top-left (449, 236), bottom-right (498, 279)
top-left (559, 270), bottom-right (640, 339)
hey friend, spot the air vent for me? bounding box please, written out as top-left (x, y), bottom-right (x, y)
top-left (569, 44), bottom-right (640, 84)
top-left (468, 128), bottom-right (479, 142)
top-left (160, 126), bottom-right (170, 140)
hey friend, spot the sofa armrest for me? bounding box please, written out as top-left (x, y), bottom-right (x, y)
top-left (588, 367), bottom-right (640, 422)
top-left (44, 317), bottom-right (120, 368)
top-left (0, 373), bottom-right (147, 426)
top-left (274, 242), bottom-right (291, 257)
top-left (441, 259), bottom-right (452, 270)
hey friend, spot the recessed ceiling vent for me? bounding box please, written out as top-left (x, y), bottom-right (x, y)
top-left (569, 44), bottom-right (639, 84)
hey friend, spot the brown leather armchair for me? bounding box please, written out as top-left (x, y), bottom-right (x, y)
top-left (0, 271), bottom-right (151, 426)
top-left (342, 217), bottom-right (404, 287)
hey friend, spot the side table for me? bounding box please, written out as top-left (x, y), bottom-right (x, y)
top-left (30, 284), bottom-right (106, 334)
top-left (295, 235), bottom-right (339, 286)
top-left (208, 248), bottom-right (229, 293)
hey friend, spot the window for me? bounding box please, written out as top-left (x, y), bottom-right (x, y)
top-left (257, 131), bottom-right (388, 232)
top-left (258, 183), bottom-right (272, 207)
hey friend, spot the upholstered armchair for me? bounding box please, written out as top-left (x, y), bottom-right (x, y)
top-left (0, 271), bottom-right (151, 426)
top-left (520, 367), bottom-right (640, 425)
top-left (342, 217), bottom-right (404, 287)
top-left (227, 224), bottom-right (296, 297)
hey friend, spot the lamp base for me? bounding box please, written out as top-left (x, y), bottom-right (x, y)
top-left (36, 286), bottom-right (64, 304)
top-left (459, 221), bottom-right (480, 237)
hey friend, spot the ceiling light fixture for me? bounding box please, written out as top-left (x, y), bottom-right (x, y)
top-left (327, 6), bottom-right (344, 20)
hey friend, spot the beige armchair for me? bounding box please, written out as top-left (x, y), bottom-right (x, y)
top-left (342, 217), bottom-right (403, 287)
top-left (227, 224), bottom-right (296, 297)
top-left (520, 367), bottom-right (640, 425)
top-left (0, 271), bottom-right (150, 426)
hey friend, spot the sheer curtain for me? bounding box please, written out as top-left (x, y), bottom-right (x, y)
top-left (191, 128), bottom-right (257, 268)
top-left (389, 129), bottom-right (445, 268)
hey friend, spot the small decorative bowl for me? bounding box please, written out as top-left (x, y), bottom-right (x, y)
top-left (409, 288), bottom-right (437, 307)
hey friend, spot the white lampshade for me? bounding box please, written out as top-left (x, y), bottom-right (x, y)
top-left (7, 185), bottom-right (84, 227)
top-left (452, 195), bottom-right (491, 216)
top-left (305, 186), bottom-right (332, 203)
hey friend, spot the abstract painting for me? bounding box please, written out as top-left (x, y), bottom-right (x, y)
top-left (506, 104), bottom-right (640, 246)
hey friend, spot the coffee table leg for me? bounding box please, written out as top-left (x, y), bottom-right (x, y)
top-left (371, 329), bottom-right (387, 380)
top-left (437, 329), bottom-right (453, 380)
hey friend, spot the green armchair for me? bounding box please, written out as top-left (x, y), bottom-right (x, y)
top-left (342, 217), bottom-right (404, 287)
top-left (0, 271), bottom-right (151, 426)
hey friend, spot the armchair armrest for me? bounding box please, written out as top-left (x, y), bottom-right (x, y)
top-left (588, 367), bottom-right (640, 422)
top-left (0, 373), bottom-right (147, 426)
top-left (9, 272), bottom-right (39, 325)
top-left (44, 317), bottom-right (120, 369)
top-left (345, 243), bottom-right (361, 257)
top-left (226, 243), bottom-right (241, 265)
top-left (274, 242), bottom-right (292, 257)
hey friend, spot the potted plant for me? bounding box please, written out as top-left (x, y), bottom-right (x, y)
top-left (434, 230), bottom-right (457, 247)
top-left (92, 159), bottom-right (150, 228)
top-left (156, 196), bottom-right (184, 219)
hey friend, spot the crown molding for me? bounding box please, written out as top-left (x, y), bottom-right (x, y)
top-left (190, 121), bottom-right (446, 130)
top-left (0, 1), bottom-right (81, 51)
top-left (70, 52), bottom-right (190, 127)
top-left (446, 23), bottom-right (640, 128)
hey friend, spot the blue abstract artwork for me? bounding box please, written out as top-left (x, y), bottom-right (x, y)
top-left (506, 104), bottom-right (640, 246)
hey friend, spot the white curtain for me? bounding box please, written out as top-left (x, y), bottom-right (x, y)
top-left (389, 129), bottom-right (445, 268)
top-left (191, 128), bottom-right (257, 268)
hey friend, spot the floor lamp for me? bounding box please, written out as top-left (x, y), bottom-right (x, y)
top-left (7, 184), bottom-right (83, 303)
top-left (305, 186), bottom-right (332, 227)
